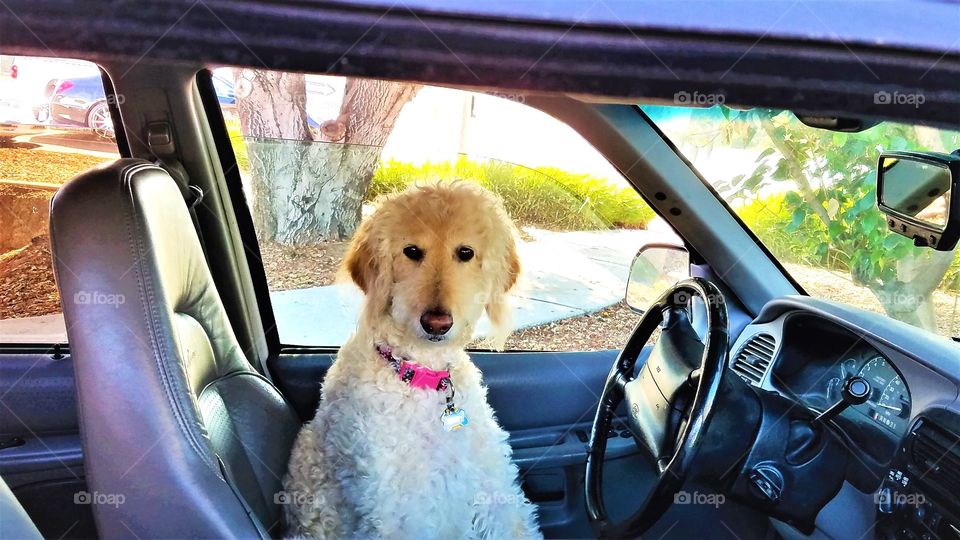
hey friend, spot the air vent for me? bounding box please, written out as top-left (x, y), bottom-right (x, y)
top-left (731, 333), bottom-right (776, 385)
top-left (910, 419), bottom-right (960, 496)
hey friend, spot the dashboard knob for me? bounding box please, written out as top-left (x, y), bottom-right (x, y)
top-left (748, 464), bottom-right (784, 504)
top-left (844, 376), bottom-right (872, 404)
top-left (814, 376), bottom-right (872, 427)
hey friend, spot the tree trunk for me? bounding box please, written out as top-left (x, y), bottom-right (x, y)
top-left (314, 78), bottom-right (421, 241)
top-left (234, 69), bottom-right (312, 243)
top-left (871, 249), bottom-right (954, 332)
top-left (235, 70), bottom-right (420, 244)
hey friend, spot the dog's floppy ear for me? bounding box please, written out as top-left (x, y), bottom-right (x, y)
top-left (344, 218), bottom-right (377, 293)
top-left (344, 217), bottom-right (394, 318)
top-left (485, 239), bottom-right (520, 350)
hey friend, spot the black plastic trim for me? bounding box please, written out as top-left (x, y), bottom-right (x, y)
top-left (98, 66), bottom-right (130, 158)
top-left (195, 69), bottom-right (282, 357)
top-left (1, 1), bottom-right (958, 127)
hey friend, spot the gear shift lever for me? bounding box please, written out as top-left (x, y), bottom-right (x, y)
top-left (813, 376), bottom-right (872, 427)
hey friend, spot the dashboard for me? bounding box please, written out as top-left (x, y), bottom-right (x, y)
top-left (728, 296), bottom-right (960, 539)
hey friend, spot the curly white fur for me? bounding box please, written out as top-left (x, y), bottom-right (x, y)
top-left (283, 182), bottom-right (542, 539)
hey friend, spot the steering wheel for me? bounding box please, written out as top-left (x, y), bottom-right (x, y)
top-left (585, 278), bottom-right (729, 538)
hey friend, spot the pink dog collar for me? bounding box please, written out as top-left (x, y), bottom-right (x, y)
top-left (377, 345), bottom-right (451, 391)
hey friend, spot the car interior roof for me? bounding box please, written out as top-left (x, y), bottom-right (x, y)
top-left (1, 1), bottom-right (958, 129)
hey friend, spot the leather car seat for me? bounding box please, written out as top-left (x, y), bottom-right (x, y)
top-left (49, 159), bottom-right (300, 538)
top-left (0, 475), bottom-right (42, 539)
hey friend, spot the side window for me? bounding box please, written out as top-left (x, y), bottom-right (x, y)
top-left (0, 55), bottom-right (120, 343)
top-left (221, 69), bottom-right (672, 351)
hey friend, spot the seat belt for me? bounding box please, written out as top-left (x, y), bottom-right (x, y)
top-left (145, 121), bottom-right (209, 255)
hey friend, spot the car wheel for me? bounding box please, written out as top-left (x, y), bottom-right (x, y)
top-left (86, 102), bottom-right (114, 138)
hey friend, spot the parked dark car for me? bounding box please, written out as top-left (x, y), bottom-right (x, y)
top-left (33, 75), bottom-right (112, 136)
top-left (33, 72), bottom-right (236, 137)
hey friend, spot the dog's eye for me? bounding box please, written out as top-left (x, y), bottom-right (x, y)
top-left (403, 245), bottom-right (424, 261)
top-left (456, 246), bottom-right (474, 262)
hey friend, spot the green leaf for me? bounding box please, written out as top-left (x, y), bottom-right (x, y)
top-left (883, 234), bottom-right (902, 250)
top-left (854, 192), bottom-right (876, 212)
top-left (787, 207), bottom-right (807, 231)
top-left (755, 147), bottom-right (776, 163)
top-left (829, 221), bottom-right (845, 238)
top-left (832, 132), bottom-right (849, 147)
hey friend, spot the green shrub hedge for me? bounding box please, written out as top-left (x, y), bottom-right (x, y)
top-left (737, 195), bottom-right (826, 266)
top-left (226, 127), bottom-right (655, 231)
top-left (370, 157), bottom-right (655, 230)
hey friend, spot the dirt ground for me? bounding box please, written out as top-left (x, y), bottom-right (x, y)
top-left (502, 301), bottom-right (640, 351)
top-left (258, 240), bottom-right (350, 290)
top-left (0, 235), bottom-right (60, 319)
top-left (785, 263), bottom-right (960, 338)
top-left (0, 146), bottom-right (112, 185)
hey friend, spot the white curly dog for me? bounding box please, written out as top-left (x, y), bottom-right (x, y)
top-left (283, 182), bottom-right (542, 539)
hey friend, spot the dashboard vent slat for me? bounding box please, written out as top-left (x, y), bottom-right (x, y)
top-left (910, 420), bottom-right (960, 496)
top-left (731, 333), bottom-right (777, 386)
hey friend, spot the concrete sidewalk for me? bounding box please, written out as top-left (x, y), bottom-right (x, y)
top-left (271, 228), bottom-right (667, 345)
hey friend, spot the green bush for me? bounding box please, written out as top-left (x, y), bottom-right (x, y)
top-left (225, 118), bottom-right (250, 172)
top-left (370, 157), bottom-right (655, 231)
top-left (737, 195), bottom-right (828, 266)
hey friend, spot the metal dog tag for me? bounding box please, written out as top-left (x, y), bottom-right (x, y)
top-left (441, 408), bottom-right (469, 431)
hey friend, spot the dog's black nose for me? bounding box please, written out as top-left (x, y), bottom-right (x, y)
top-left (420, 310), bottom-right (453, 336)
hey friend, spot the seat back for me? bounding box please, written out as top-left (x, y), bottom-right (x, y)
top-left (50, 159), bottom-right (299, 538)
top-left (0, 475), bottom-right (42, 539)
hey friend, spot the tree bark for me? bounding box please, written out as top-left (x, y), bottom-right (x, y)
top-left (872, 250), bottom-right (953, 332)
top-left (235, 70), bottom-right (420, 244)
top-left (315, 79), bottom-right (421, 241)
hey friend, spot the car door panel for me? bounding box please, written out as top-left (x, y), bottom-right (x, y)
top-left (270, 349), bottom-right (623, 427)
top-left (0, 350), bottom-right (96, 539)
top-left (268, 348), bottom-right (648, 537)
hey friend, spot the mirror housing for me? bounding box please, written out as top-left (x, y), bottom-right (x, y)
top-left (877, 150), bottom-right (960, 251)
top-left (625, 243), bottom-right (690, 313)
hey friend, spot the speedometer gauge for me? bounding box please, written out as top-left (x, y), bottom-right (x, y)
top-left (853, 356), bottom-right (911, 433)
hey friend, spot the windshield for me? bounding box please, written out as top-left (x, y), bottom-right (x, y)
top-left (642, 105), bottom-right (960, 339)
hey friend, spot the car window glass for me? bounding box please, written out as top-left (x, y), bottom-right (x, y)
top-left (642, 104), bottom-right (960, 339)
top-left (0, 55), bottom-right (120, 343)
top-left (218, 68), bottom-right (678, 350)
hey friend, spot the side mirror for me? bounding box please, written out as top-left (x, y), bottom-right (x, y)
top-left (878, 150), bottom-right (960, 251)
top-left (625, 243), bottom-right (690, 313)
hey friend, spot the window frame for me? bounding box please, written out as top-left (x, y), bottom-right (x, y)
top-left (0, 58), bottom-right (129, 351)
top-left (196, 69), bottom-right (284, 357)
top-left (196, 72), bottom-right (677, 354)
